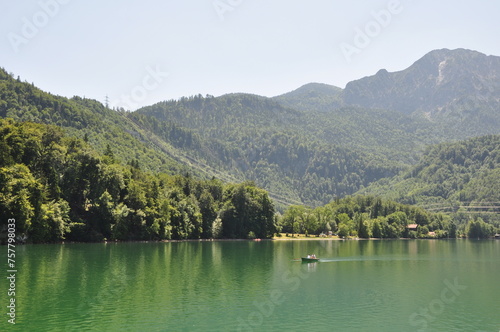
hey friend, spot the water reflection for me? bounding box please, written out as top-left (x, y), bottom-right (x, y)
top-left (304, 262), bottom-right (317, 272)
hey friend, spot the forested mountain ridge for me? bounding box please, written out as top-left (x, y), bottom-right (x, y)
top-left (135, 49), bottom-right (500, 207)
top-left (135, 94), bottom-right (400, 207)
top-left (2, 117), bottom-right (496, 244)
top-left (0, 68), bottom-right (191, 176)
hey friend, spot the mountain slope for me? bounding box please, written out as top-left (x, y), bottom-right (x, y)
top-left (0, 68), bottom-right (285, 205)
top-left (134, 49), bottom-right (500, 207)
top-left (135, 94), bottom-right (399, 207)
top-left (341, 48), bottom-right (500, 139)
top-left (357, 135), bottom-right (500, 209)
top-left (0, 69), bottom-right (398, 207)
top-left (0, 68), bottom-right (191, 176)
top-left (273, 83), bottom-right (437, 163)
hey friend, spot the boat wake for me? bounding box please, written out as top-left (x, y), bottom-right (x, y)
top-left (292, 255), bottom-right (423, 263)
top-left (318, 256), bottom-right (418, 263)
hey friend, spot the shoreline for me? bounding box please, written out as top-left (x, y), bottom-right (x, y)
top-left (4, 235), bottom-right (491, 246)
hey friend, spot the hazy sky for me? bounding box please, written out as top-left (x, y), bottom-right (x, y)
top-left (2, 0), bottom-right (499, 110)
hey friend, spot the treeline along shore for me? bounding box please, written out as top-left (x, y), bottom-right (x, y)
top-left (1, 119), bottom-right (498, 244)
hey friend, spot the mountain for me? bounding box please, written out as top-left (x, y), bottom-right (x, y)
top-left (0, 69), bottom-right (398, 208)
top-left (275, 49), bottom-right (500, 114)
top-left (133, 49), bottom-right (500, 207)
top-left (272, 48), bottom-right (500, 160)
top-left (276, 49), bottom-right (500, 140)
top-left (343, 48), bottom-right (500, 114)
top-left (272, 84), bottom-right (434, 162)
top-left (1, 48), bottom-right (499, 210)
top-left (341, 48), bottom-right (500, 138)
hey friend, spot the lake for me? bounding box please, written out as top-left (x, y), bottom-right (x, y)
top-left (2, 239), bottom-right (499, 331)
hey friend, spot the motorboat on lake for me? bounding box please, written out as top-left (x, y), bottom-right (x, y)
top-left (301, 254), bottom-right (319, 262)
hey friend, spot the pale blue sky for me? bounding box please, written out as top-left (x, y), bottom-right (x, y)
top-left (1, 0), bottom-right (499, 110)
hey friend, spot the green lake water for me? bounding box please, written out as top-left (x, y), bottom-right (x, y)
top-left (1, 239), bottom-right (499, 331)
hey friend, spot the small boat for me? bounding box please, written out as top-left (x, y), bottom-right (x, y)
top-left (301, 255), bottom-right (319, 263)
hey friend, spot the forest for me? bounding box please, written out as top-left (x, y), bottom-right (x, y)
top-left (279, 195), bottom-right (498, 239)
top-left (359, 135), bottom-right (500, 206)
top-left (0, 119), bottom-right (277, 243)
top-left (134, 94), bottom-right (403, 206)
top-left (1, 118), bottom-right (497, 243)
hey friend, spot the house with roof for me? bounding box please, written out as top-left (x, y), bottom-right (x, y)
top-left (406, 224), bottom-right (418, 231)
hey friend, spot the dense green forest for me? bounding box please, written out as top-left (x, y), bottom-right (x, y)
top-left (1, 118), bottom-right (496, 243)
top-left (358, 135), bottom-right (500, 206)
top-left (279, 195), bottom-right (498, 239)
top-left (135, 94), bottom-right (403, 206)
top-left (272, 83), bottom-right (343, 112)
top-left (0, 119), bottom-right (277, 243)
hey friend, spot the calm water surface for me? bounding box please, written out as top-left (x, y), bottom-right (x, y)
top-left (2, 239), bottom-right (499, 331)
